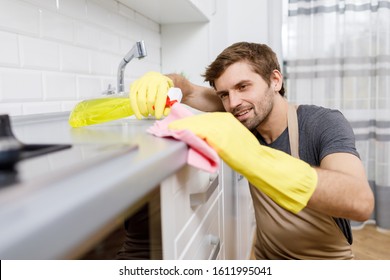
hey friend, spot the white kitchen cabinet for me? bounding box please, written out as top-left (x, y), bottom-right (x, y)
top-left (160, 164), bottom-right (223, 259)
top-left (118, 0), bottom-right (214, 23)
top-left (234, 173), bottom-right (256, 259)
top-left (160, 161), bottom-right (255, 260)
top-left (221, 162), bottom-right (256, 260)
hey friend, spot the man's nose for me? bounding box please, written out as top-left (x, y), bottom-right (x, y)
top-left (228, 92), bottom-right (242, 108)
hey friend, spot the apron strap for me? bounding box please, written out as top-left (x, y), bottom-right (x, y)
top-left (287, 103), bottom-right (299, 159)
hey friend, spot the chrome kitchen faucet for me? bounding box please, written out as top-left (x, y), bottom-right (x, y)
top-left (117, 40), bottom-right (147, 94)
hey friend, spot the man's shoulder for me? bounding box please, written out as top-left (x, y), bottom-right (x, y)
top-left (297, 104), bottom-right (344, 121)
top-left (297, 104), bottom-right (335, 113)
top-left (296, 104), bottom-right (350, 135)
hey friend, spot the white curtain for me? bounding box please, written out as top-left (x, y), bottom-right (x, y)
top-left (283, 0), bottom-right (390, 230)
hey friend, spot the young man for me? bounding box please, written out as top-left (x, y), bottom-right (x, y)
top-left (128, 42), bottom-right (374, 259)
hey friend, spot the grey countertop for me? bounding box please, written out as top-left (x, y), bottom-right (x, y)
top-left (0, 112), bottom-right (189, 259)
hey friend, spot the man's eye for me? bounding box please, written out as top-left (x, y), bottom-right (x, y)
top-left (219, 93), bottom-right (228, 99)
top-left (239, 84), bottom-right (247, 91)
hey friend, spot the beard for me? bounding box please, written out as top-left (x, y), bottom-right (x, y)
top-left (224, 83), bottom-right (276, 133)
top-left (234, 96), bottom-right (274, 131)
top-left (240, 113), bottom-right (261, 131)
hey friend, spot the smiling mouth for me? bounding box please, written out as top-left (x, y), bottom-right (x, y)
top-left (234, 109), bottom-right (251, 118)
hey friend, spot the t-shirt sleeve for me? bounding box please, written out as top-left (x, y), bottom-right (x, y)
top-left (316, 109), bottom-right (359, 161)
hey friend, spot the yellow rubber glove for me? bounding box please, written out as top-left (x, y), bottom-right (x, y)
top-left (130, 72), bottom-right (174, 119)
top-left (168, 112), bottom-right (318, 213)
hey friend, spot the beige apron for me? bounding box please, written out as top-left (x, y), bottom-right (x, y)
top-left (250, 104), bottom-right (353, 259)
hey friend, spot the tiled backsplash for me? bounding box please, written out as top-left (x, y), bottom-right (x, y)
top-left (0, 0), bottom-right (161, 116)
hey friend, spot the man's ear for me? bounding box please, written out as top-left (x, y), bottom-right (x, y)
top-left (271, 69), bottom-right (283, 91)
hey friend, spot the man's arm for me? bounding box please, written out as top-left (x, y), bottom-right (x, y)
top-left (308, 153), bottom-right (374, 221)
top-left (166, 73), bottom-right (225, 112)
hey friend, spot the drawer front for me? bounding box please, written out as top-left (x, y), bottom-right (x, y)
top-left (160, 165), bottom-right (221, 259)
top-left (177, 194), bottom-right (222, 259)
top-left (171, 168), bottom-right (219, 231)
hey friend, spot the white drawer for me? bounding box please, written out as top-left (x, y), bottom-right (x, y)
top-left (178, 194), bottom-right (222, 259)
top-left (160, 164), bottom-right (220, 259)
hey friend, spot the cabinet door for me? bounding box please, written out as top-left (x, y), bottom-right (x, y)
top-left (178, 196), bottom-right (222, 259)
top-left (160, 165), bottom-right (222, 259)
top-left (235, 173), bottom-right (256, 259)
top-left (222, 160), bottom-right (256, 260)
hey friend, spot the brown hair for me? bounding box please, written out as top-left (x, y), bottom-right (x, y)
top-left (202, 42), bottom-right (285, 96)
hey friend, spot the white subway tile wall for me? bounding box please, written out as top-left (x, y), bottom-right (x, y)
top-left (0, 0), bottom-right (161, 116)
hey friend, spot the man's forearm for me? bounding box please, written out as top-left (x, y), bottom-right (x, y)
top-left (307, 167), bottom-right (374, 222)
top-left (166, 73), bottom-right (193, 96)
top-left (166, 73), bottom-right (225, 112)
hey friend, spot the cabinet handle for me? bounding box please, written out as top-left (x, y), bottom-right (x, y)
top-left (208, 235), bottom-right (221, 260)
top-left (190, 174), bottom-right (219, 207)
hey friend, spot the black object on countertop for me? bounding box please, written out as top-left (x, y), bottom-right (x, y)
top-left (0, 114), bottom-right (71, 176)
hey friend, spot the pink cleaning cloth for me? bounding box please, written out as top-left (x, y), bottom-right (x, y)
top-left (147, 103), bottom-right (220, 173)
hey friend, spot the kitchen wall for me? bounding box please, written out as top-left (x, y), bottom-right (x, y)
top-left (0, 0), bottom-right (161, 116)
top-left (0, 0), bottom-right (282, 116)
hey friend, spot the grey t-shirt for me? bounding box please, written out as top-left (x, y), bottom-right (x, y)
top-left (255, 104), bottom-right (359, 165)
top-left (252, 104), bottom-right (358, 259)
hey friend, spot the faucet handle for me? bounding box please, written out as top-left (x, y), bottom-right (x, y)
top-left (102, 84), bottom-right (116, 95)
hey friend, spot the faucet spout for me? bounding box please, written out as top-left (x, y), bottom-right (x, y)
top-left (117, 40), bottom-right (147, 93)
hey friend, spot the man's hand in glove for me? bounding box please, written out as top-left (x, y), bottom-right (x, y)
top-left (130, 72), bottom-right (174, 119)
top-left (168, 112), bottom-right (318, 213)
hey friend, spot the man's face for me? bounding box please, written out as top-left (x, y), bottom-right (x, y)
top-left (214, 61), bottom-right (274, 131)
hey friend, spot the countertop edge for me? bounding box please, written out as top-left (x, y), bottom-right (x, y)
top-left (0, 112), bottom-right (190, 259)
